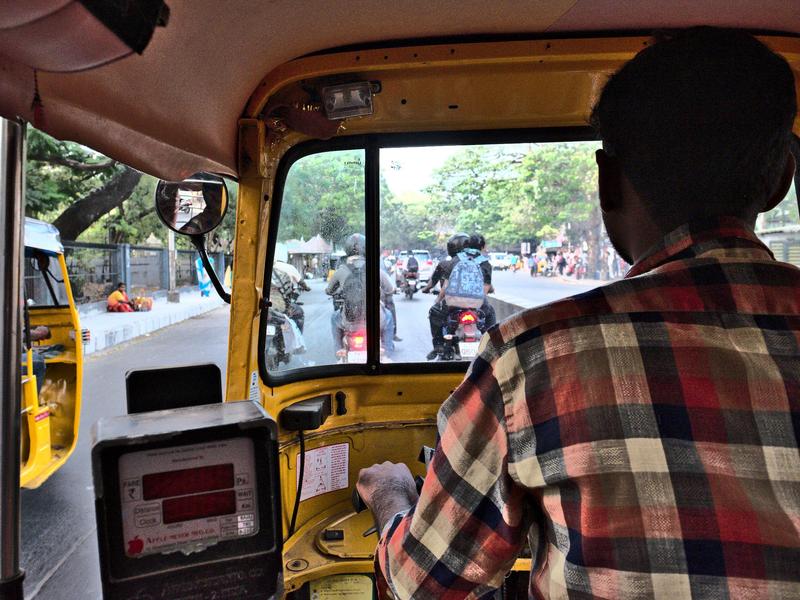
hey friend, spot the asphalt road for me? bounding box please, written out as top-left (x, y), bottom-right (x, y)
top-left (20, 306), bottom-right (231, 600)
top-left (18, 275), bottom-right (598, 599)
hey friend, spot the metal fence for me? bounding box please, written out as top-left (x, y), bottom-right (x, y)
top-left (61, 241), bottom-right (229, 303)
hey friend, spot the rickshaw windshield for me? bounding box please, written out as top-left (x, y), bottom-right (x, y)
top-left (263, 130), bottom-right (800, 383)
top-left (23, 250), bottom-right (69, 308)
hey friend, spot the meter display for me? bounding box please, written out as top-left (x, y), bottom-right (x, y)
top-left (92, 400), bottom-right (282, 600)
top-left (118, 437), bottom-right (258, 557)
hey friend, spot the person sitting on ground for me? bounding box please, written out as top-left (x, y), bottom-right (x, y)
top-left (357, 28), bottom-right (800, 599)
top-left (107, 282), bottom-right (135, 313)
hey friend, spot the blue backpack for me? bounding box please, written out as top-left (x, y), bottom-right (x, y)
top-left (444, 251), bottom-right (485, 308)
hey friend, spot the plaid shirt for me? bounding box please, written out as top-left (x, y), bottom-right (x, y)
top-left (377, 217), bottom-right (800, 599)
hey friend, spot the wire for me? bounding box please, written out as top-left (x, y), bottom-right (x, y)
top-left (288, 430), bottom-right (305, 537)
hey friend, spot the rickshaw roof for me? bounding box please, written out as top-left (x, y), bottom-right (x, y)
top-left (24, 217), bottom-right (64, 256)
top-left (0, 2), bottom-right (799, 181)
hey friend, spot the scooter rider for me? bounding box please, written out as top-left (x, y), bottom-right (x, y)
top-left (424, 233), bottom-right (469, 360)
top-left (326, 233), bottom-right (395, 355)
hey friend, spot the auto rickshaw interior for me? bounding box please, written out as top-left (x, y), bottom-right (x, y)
top-left (219, 33), bottom-right (800, 596)
top-left (2, 7), bottom-right (800, 598)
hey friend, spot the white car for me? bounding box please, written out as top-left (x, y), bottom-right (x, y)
top-left (489, 252), bottom-right (511, 270)
top-left (396, 250), bottom-right (435, 283)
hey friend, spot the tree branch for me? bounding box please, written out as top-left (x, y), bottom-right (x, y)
top-left (53, 167), bottom-right (142, 240)
top-left (28, 151), bottom-right (116, 171)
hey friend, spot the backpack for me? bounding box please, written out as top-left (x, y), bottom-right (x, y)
top-left (406, 255), bottom-right (419, 271)
top-left (340, 262), bottom-right (366, 322)
top-left (444, 251), bottom-right (485, 308)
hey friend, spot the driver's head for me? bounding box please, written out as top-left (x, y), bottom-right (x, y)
top-left (591, 28), bottom-right (796, 253)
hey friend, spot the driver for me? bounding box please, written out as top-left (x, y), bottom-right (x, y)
top-left (326, 233), bottom-right (395, 355)
top-left (357, 28), bottom-right (800, 598)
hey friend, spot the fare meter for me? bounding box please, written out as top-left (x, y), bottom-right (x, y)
top-left (92, 401), bottom-right (282, 600)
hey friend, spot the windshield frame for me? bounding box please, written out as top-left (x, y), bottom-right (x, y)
top-left (259, 126), bottom-right (597, 386)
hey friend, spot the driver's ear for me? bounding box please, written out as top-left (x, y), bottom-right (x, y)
top-left (596, 149), bottom-right (623, 214)
top-left (762, 151), bottom-right (796, 213)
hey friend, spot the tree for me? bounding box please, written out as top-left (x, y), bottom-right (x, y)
top-left (26, 127), bottom-right (142, 240)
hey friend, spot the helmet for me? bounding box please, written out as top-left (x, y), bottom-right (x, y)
top-left (466, 233), bottom-right (486, 251)
top-left (446, 233), bottom-right (469, 257)
top-left (344, 233), bottom-right (366, 257)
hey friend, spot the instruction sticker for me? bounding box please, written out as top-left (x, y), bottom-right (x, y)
top-left (310, 575), bottom-right (373, 600)
top-left (297, 443), bottom-right (349, 502)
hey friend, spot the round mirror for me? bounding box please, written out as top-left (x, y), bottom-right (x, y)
top-left (154, 173), bottom-right (229, 236)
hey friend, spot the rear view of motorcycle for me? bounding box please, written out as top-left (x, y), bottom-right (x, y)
top-left (441, 308), bottom-right (486, 360)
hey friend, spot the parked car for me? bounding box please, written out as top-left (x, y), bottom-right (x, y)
top-left (489, 252), bottom-right (511, 270)
top-left (396, 250), bottom-right (435, 283)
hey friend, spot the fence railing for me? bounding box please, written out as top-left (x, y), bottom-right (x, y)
top-left (62, 241), bottom-right (229, 303)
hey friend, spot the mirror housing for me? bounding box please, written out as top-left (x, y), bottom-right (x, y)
top-left (154, 174), bottom-right (231, 304)
top-left (154, 174), bottom-right (228, 236)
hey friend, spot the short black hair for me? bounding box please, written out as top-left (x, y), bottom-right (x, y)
top-left (591, 27), bottom-right (796, 230)
top-left (117, 282), bottom-right (125, 288)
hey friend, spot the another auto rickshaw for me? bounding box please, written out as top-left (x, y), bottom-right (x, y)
top-left (20, 218), bottom-right (85, 489)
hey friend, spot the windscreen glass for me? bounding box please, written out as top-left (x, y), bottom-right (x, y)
top-left (379, 141), bottom-right (611, 363)
top-left (266, 149), bottom-right (366, 374)
top-left (266, 139), bottom-right (799, 374)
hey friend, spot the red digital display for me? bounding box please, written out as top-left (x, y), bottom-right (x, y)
top-left (162, 490), bottom-right (237, 524)
top-left (142, 464), bottom-right (234, 500)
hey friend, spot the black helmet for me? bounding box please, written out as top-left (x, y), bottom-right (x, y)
top-left (446, 233), bottom-right (469, 257)
top-left (344, 233), bottom-right (366, 257)
top-left (466, 233), bottom-right (486, 251)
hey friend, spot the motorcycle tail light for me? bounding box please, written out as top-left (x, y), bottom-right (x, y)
top-left (352, 334), bottom-right (366, 350)
top-left (460, 312), bottom-right (477, 324)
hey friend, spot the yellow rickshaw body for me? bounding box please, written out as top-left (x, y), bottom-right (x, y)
top-left (20, 221), bottom-right (84, 489)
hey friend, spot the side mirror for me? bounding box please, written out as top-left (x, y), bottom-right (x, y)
top-left (154, 174), bottom-right (228, 236)
top-left (154, 174), bottom-right (231, 304)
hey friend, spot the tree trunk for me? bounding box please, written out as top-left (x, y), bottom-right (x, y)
top-left (53, 168), bottom-right (142, 240)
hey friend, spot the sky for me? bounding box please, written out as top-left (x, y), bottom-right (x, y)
top-left (380, 146), bottom-right (462, 196)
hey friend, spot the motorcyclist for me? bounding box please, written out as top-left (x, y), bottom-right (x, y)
top-left (424, 232), bottom-right (469, 359)
top-left (459, 233), bottom-right (497, 329)
top-left (270, 243), bottom-right (308, 332)
top-left (326, 233), bottom-right (396, 356)
top-left (399, 250), bottom-right (420, 297)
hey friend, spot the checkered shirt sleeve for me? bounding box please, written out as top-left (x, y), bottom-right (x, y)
top-left (377, 336), bottom-right (529, 600)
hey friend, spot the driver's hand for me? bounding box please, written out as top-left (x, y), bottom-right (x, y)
top-left (31, 326), bottom-right (51, 341)
top-left (356, 461), bottom-right (418, 517)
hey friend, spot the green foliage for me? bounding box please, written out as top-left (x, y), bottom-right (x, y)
top-left (25, 126), bottom-right (236, 249)
top-left (276, 142), bottom-right (600, 253)
top-left (423, 142), bottom-right (599, 248)
top-left (26, 127), bottom-right (121, 220)
top-left (281, 150), bottom-right (367, 245)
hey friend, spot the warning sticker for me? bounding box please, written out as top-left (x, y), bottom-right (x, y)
top-left (249, 371), bottom-right (261, 403)
top-left (297, 443), bottom-right (349, 502)
top-left (310, 574), bottom-right (373, 600)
